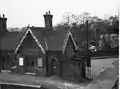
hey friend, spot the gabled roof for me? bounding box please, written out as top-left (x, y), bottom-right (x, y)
top-left (70, 26), bottom-right (87, 50)
top-left (74, 38), bottom-right (85, 50)
top-left (31, 27), bottom-right (78, 52)
top-left (29, 27), bottom-right (49, 51)
top-left (45, 29), bottom-right (68, 51)
top-left (0, 31), bottom-right (26, 51)
top-left (15, 27), bottom-right (46, 54)
top-left (71, 27), bottom-right (85, 38)
top-left (15, 26), bottom-right (78, 53)
top-left (61, 31), bottom-right (78, 53)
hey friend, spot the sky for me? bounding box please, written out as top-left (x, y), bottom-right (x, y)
top-left (0, 0), bottom-right (119, 28)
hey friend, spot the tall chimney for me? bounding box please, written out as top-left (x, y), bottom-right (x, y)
top-left (43, 11), bottom-right (53, 29)
top-left (0, 14), bottom-right (7, 29)
top-left (0, 14), bottom-right (7, 37)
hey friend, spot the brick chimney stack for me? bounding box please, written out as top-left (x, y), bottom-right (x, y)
top-left (0, 14), bottom-right (7, 37)
top-left (43, 11), bottom-right (53, 29)
top-left (0, 14), bottom-right (7, 29)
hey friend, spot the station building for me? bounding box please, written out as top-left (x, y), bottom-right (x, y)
top-left (0, 11), bottom-right (90, 81)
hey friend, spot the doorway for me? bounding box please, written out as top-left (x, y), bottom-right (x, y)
top-left (50, 58), bottom-right (60, 77)
top-left (25, 57), bottom-right (36, 73)
top-left (1, 56), bottom-right (6, 70)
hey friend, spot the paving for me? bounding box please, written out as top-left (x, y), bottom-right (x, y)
top-left (0, 72), bottom-right (88, 89)
top-left (0, 57), bottom-right (118, 89)
top-left (85, 60), bottom-right (118, 89)
top-left (91, 57), bottom-right (118, 78)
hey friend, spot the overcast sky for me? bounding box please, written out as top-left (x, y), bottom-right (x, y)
top-left (0, 0), bottom-right (118, 28)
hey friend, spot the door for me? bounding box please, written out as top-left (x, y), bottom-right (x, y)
top-left (25, 57), bottom-right (36, 73)
top-left (1, 56), bottom-right (5, 70)
top-left (51, 59), bottom-right (60, 76)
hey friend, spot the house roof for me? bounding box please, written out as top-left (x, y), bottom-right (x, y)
top-left (0, 25), bottom-right (86, 52)
top-left (74, 38), bottom-right (86, 50)
top-left (15, 26), bottom-right (77, 53)
top-left (71, 26), bottom-right (85, 38)
top-left (29, 27), bottom-right (47, 51)
top-left (45, 29), bottom-right (68, 51)
top-left (29, 27), bottom-right (70, 51)
top-left (0, 30), bottom-right (26, 51)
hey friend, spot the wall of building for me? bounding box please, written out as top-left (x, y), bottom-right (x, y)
top-left (0, 51), bottom-right (14, 71)
top-left (61, 61), bottom-right (75, 81)
top-left (46, 50), bottom-right (86, 81)
top-left (46, 51), bottom-right (63, 77)
top-left (65, 36), bottom-right (76, 60)
top-left (61, 59), bottom-right (86, 82)
top-left (16, 32), bottom-right (46, 76)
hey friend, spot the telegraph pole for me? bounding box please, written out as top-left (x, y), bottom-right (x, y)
top-left (86, 20), bottom-right (89, 55)
top-left (85, 20), bottom-right (91, 79)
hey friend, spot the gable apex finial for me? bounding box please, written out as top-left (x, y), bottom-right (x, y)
top-left (28, 24), bottom-right (30, 27)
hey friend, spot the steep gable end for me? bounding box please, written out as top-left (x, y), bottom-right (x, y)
top-left (64, 34), bottom-right (77, 59)
top-left (63, 32), bottom-right (77, 53)
top-left (19, 31), bottom-right (38, 49)
top-left (15, 28), bottom-right (46, 54)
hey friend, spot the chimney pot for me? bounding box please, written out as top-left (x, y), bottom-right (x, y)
top-left (48, 11), bottom-right (50, 15)
top-left (0, 14), bottom-right (7, 30)
top-left (3, 14), bottom-right (5, 18)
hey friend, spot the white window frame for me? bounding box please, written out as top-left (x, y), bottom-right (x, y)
top-left (19, 57), bottom-right (24, 66)
top-left (38, 58), bottom-right (43, 67)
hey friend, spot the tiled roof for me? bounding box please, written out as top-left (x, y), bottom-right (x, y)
top-left (45, 29), bottom-right (68, 51)
top-left (0, 30), bottom-right (26, 51)
top-left (29, 27), bottom-right (48, 50)
top-left (71, 27), bottom-right (85, 38)
top-left (29, 27), bottom-right (68, 51)
top-left (0, 26), bottom-right (79, 52)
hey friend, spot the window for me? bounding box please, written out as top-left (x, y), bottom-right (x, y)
top-left (38, 58), bottom-right (43, 67)
top-left (3, 23), bottom-right (6, 29)
top-left (31, 61), bottom-right (34, 66)
top-left (19, 57), bottom-right (24, 66)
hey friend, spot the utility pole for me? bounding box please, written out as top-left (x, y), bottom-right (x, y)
top-left (86, 20), bottom-right (89, 55)
top-left (85, 20), bottom-right (91, 79)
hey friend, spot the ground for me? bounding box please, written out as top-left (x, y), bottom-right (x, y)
top-left (0, 57), bottom-right (118, 89)
top-left (91, 57), bottom-right (118, 78)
